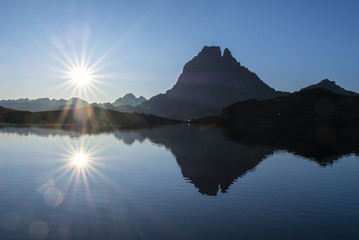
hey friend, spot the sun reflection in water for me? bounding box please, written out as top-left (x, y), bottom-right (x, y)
top-left (43, 137), bottom-right (115, 209)
top-left (73, 152), bottom-right (88, 167)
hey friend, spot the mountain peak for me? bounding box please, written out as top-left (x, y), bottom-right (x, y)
top-left (112, 93), bottom-right (146, 107)
top-left (183, 46), bottom-right (242, 73)
top-left (58, 98), bottom-right (89, 110)
top-left (68, 97), bottom-right (87, 102)
top-left (223, 48), bottom-right (232, 58)
top-left (36, 98), bottom-right (50, 102)
top-left (320, 78), bottom-right (334, 84)
top-left (222, 48), bottom-right (238, 66)
top-left (138, 96), bottom-right (146, 101)
top-left (301, 79), bottom-right (357, 96)
top-left (198, 46), bottom-right (222, 58)
top-left (139, 46), bottom-right (287, 120)
top-left (123, 93), bottom-right (136, 99)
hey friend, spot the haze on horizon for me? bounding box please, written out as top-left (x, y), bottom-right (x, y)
top-left (0, 0), bottom-right (358, 103)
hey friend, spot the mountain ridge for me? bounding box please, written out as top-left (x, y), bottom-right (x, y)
top-left (219, 87), bottom-right (359, 124)
top-left (0, 93), bottom-right (146, 112)
top-left (301, 79), bottom-right (357, 96)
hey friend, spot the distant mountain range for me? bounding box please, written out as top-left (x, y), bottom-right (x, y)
top-left (0, 97), bottom-right (92, 112)
top-left (0, 98), bottom-right (68, 112)
top-left (0, 46), bottom-right (357, 121)
top-left (0, 93), bottom-right (146, 112)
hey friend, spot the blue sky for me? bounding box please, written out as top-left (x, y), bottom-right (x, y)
top-left (0, 0), bottom-right (358, 102)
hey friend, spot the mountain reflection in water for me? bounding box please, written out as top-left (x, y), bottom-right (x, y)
top-left (1, 123), bottom-right (358, 196)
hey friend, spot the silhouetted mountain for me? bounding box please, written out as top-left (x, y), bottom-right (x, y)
top-left (0, 106), bottom-right (179, 130)
top-left (301, 79), bottom-right (357, 96)
top-left (220, 88), bottom-right (359, 124)
top-left (133, 46), bottom-right (288, 120)
top-left (112, 93), bottom-right (146, 107)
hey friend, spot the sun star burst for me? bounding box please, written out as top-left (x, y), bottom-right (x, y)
top-left (47, 36), bottom-right (110, 102)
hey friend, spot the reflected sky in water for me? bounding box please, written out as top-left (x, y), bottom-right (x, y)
top-left (0, 125), bottom-right (358, 239)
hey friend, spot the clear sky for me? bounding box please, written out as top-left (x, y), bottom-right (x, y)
top-left (0, 0), bottom-right (358, 103)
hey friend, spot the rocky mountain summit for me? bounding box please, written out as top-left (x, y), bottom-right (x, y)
top-left (135, 46), bottom-right (288, 120)
top-left (112, 93), bottom-right (146, 107)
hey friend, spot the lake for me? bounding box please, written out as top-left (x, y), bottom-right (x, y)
top-left (0, 124), bottom-right (358, 239)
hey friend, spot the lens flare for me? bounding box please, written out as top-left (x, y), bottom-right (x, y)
top-left (44, 187), bottom-right (64, 207)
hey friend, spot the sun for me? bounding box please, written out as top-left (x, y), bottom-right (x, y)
top-left (73, 152), bottom-right (88, 167)
top-left (47, 33), bottom-right (109, 101)
top-left (71, 68), bottom-right (91, 86)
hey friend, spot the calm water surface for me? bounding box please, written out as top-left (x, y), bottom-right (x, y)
top-left (0, 125), bottom-right (358, 239)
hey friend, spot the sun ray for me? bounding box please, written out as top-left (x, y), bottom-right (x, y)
top-left (69, 40), bottom-right (81, 69)
top-left (59, 50), bottom-right (77, 70)
top-left (47, 50), bottom-right (74, 70)
top-left (81, 170), bottom-right (94, 207)
top-left (62, 169), bottom-right (78, 196)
